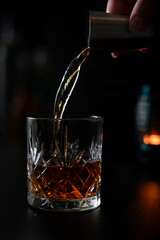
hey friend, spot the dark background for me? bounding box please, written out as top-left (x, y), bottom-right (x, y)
top-left (1, 1), bottom-right (160, 240)
top-left (0, 1), bottom-right (156, 140)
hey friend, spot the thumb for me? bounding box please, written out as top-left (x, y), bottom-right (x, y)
top-left (129, 0), bottom-right (154, 33)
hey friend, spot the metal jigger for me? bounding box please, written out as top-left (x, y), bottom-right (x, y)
top-left (88, 11), bottom-right (154, 52)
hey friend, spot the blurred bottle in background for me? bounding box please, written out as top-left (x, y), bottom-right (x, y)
top-left (135, 82), bottom-right (160, 163)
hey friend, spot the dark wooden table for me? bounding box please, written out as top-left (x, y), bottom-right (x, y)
top-left (1, 136), bottom-right (160, 240)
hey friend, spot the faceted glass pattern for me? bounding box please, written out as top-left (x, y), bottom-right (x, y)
top-left (27, 117), bottom-right (103, 211)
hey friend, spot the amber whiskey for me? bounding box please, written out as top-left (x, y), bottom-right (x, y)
top-left (28, 159), bottom-right (101, 201)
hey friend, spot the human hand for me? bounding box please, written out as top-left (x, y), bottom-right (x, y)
top-left (106, 0), bottom-right (154, 57)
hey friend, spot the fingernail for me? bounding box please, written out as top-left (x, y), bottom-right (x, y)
top-left (111, 52), bottom-right (120, 58)
top-left (129, 16), bottom-right (145, 33)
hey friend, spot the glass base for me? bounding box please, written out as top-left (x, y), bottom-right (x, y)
top-left (27, 192), bottom-right (101, 212)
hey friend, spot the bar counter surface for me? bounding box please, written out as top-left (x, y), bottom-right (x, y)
top-left (1, 136), bottom-right (160, 240)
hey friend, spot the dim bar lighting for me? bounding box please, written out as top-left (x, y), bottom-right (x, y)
top-left (143, 134), bottom-right (160, 145)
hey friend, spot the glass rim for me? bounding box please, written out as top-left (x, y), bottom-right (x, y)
top-left (27, 115), bottom-right (103, 121)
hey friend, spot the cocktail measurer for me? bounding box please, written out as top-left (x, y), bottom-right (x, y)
top-left (88, 11), bottom-right (154, 52)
